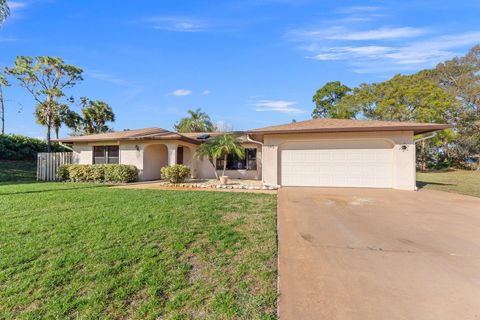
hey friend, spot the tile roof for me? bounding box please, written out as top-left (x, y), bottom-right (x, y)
top-left (249, 118), bottom-right (452, 135)
top-left (55, 119), bottom-right (452, 143)
top-left (54, 127), bottom-right (200, 144)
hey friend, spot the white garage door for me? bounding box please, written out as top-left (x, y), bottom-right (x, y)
top-left (280, 140), bottom-right (393, 188)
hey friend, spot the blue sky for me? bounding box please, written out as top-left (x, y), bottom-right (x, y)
top-left (1, 0), bottom-right (479, 137)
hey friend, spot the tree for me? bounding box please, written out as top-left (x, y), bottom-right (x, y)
top-left (0, 0), bottom-right (9, 25)
top-left (194, 134), bottom-right (245, 178)
top-left (194, 140), bottom-right (219, 179)
top-left (34, 101), bottom-right (81, 139)
top-left (6, 56), bottom-right (83, 151)
top-left (423, 45), bottom-right (480, 168)
top-left (211, 134), bottom-right (245, 177)
top-left (80, 97), bottom-right (115, 134)
top-left (174, 108), bottom-right (215, 132)
top-left (312, 81), bottom-right (355, 119)
top-left (0, 71), bottom-right (9, 134)
top-left (346, 73), bottom-right (459, 170)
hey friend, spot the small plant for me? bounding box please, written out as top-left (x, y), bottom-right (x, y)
top-left (161, 164), bottom-right (191, 183)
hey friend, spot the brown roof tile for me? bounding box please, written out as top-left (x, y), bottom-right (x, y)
top-left (55, 119), bottom-right (452, 143)
top-left (55, 127), bottom-right (200, 144)
top-left (249, 118), bottom-right (452, 135)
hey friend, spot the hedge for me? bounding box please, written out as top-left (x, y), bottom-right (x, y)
top-left (161, 164), bottom-right (191, 183)
top-left (0, 134), bottom-right (66, 160)
top-left (57, 164), bottom-right (139, 183)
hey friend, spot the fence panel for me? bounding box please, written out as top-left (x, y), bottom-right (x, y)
top-left (37, 152), bottom-right (73, 181)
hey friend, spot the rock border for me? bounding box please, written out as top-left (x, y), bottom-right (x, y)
top-left (159, 182), bottom-right (278, 190)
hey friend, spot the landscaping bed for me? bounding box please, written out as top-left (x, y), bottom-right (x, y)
top-left (131, 178), bottom-right (278, 191)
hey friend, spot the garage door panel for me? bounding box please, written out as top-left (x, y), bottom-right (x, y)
top-left (280, 143), bottom-right (393, 188)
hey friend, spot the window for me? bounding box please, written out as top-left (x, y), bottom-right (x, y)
top-left (93, 146), bottom-right (119, 164)
top-left (216, 148), bottom-right (257, 170)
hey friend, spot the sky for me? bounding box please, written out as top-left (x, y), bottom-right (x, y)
top-left (1, 0), bottom-right (480, 138)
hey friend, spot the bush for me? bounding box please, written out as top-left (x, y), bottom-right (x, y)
top-left (0, 134), bottom-right (66, 160)
top-left (161, 164), bottom-right (191, 183)
top-left (57, 164), bottom-right (71, 181)
top-left (58, 164), bottom-right (138, 183)
top-left (104, 164), bottom-right (138, 183)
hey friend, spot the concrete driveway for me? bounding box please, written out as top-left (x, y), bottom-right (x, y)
top-left (278, 187), bottom-right (480, 320)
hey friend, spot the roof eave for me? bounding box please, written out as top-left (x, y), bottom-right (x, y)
top-left (248, 124), bottom-right (452, 136)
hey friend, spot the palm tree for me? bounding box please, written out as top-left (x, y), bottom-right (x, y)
top-left (194, 140), bottom-right (219, 179)
top-left (174, 108), bottom-right (215, 132)
top-left (0, 0), bottom-right (9, 25)
top-left (35, 101), bottom-right (79, 139)
top-left (211, 134), bottom-right (245, 177)
top-left (81, 98), bottom-right (115, 134)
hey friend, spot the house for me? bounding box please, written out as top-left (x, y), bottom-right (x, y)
top-left (56, 118), bottom-right (451, 190)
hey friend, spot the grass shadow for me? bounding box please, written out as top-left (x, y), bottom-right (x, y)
top-left (416, 180), bottom-right (455, 189)
top-left (0, 183), bottom-right (108, 196)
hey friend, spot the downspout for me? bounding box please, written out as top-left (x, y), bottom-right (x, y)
top-left (413, 132), bottom-right (437, 190)
top-left (59, 142), bottom-right (73, 151)
top-left (246, 134), bottom-right (264, 184)
top-left (414, 132), bottom-right (437, 143)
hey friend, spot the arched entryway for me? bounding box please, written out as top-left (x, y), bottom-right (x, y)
top-left (143, 144), bottom-right (168, 180)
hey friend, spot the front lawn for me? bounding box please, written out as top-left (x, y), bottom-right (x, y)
top-left (416, 169), bottom-right (480, 198)
top-left (0, 160), bottom-right (36, 184)
top-left (0, 182), bottom-right (277, 319)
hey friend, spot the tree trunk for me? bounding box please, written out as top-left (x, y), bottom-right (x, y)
top-left (46, 111), bottom-right (52, 153)
top-left (46, 96), bottom-right (52, 152)
top-left (421, 140), bottom-right (427, 172)
top-left (55, 125), bottom-right (59, 139)
top-left (0, 86), bottom-right (4, 135)
top-left (222, 153), bottom-right (227, 177)
top-left (443, 137), bottom-right (449, 161)
top-left (209, 158), bottom-right (219, 179)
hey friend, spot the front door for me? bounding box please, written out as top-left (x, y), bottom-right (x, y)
top-left (176, 146), bottom-right (184, 165)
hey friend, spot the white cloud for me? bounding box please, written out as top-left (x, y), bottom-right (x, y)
top-left (307, 46), bottom-right (394, 60)
top-left (171, 89), bottom-right (192, 96)
top-left (253, 100), bottom-right (304, 114)
top-left (85, 70), bottom-right (130, 86)
top-left (327, 27), bottom-right (426, 41)
top-left (307, 32), bottom-right (480, 68)
top-left (201, 89), bottom-right (211, 95)
top-left (147, 16), bottom-right (208, 32)
top-left (7, 1), bottom-right (26, 10)
top-left (0, 37), bottom-right (16, 42)
top-left (334, 6), bottom-right (382, 14)
top-left (292, 26), bottom-right (426, 41)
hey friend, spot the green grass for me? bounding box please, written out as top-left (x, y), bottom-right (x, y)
top-left (0, 182), bottom-right (277, 319)
top-left (0, 160), bottom-right (37, 184)
top-left (416, 169), bottom-right (480, 198)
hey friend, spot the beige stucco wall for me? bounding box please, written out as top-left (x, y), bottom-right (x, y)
top-left (262, 131), bottom-right (415, 190)
top-left (71, 139), bottom-right (262, 181)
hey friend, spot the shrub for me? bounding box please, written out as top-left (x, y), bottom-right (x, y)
top-left (0, 134), bottom-right (66, 160)
top-left (104, 164), bottom-right (138, 183)
top-left (161, 164), bottom-right (191, 183)
top-left (59, 164), bottom-right (138, 183)
top-left (57, 164), bottom-right (71, 181)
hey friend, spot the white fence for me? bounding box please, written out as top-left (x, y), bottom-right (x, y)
top-left (37, 152), bottom-right (73, 181)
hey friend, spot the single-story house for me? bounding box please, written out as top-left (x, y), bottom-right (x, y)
top-left (56, 118), bottom-right (451, 190)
